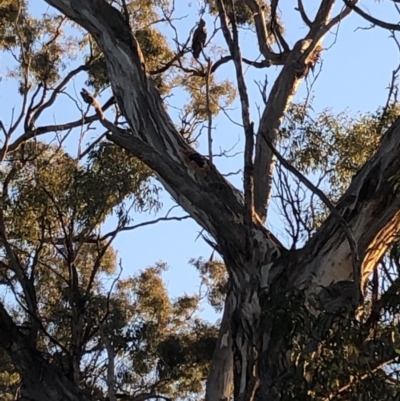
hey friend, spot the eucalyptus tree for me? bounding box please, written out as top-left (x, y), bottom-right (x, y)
top-left (2, 0), bottom-right (400, 401)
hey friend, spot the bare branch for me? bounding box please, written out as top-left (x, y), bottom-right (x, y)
top-left (97, 319), bottom-right (116, 401)
top-left (243, 0), bottom-right (284, 61)
top-left (253, 0), bottom-right (355, 223)
top-left (215, 0), bottom-right (254, 227)
top-left (265, 136), bottom-right (362, 301)
top-left (0, 96), bottom-right (115, 160)
top-left (322, 3), bottom-right (356, 36)
top-left (149, 37), bottom-right (192, 75)
top-left (28, 64), bottom-right (91, 128)
top-left (343, 0), bottom-right (400, 31)
top-left (296, 0), bottom-right (312, 27)
top-left (270, 0), bottom-right (290, 53)
top-left (99, 214), bottom-right (191, 242)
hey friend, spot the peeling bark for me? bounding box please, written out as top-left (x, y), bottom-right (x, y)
top-left (3, 1), bottom-right (398, 400)
top-left (206, 292), bottom-right (234, 401)
top-left (41, 0), bottom-right (249, 252)
top-left (298, 116), bottom-right (400, 289)
top-left (253, 51), bottom-right (304, 222)
top-left (251, 0), bottom-right (346, 222)
top-left (252, 116), bottom-right (400, 399)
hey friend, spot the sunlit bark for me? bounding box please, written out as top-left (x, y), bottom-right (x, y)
top-left (0, 0), bottom-right (396, 400)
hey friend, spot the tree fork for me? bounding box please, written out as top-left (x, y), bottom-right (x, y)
top-left (34, 2), bottom-right (400, 401)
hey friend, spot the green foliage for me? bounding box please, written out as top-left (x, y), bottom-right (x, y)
top-left (0, 3), bottom-right (74, 89)
top-left (4, 2), bottom-right (400, 401)
top-left (0, 349), bottom-right (18, 401)
top-left (109, 264), bottom-right (218, 398)
top-left (157, 322), bottom-right (217, 394)
top-left (283, 103), bottom-right (400, 200)
top-left (180, 74), bottom-right (236, 120)
top-left (0, 2), bottom-right (232, 399)
top-left (273, 102), bottom-right (400, 237)
top-left (125, 0), bottom-right (171, 22)
top-left (86, 0), bottom-right (174, 93)
top-left (205, 0), bottom-right (284, 42)
top-left (85, 49), bottom-right (109, 91)
top-left (135, 28), bottom-right (175, 94)
top-left (206, 0), bottom-right (269, 25)
top-left (0, 0), bottom-right (27, 49)
top-left (2, 142), bottom-right (159, 244)
top-left (0, 141), bottom-right (216, 400)
top-left (260, 284), bottom-right (400, 401)
top-left (31, 48), bottom-right (60, 84)
top-left (191, 256), bottom-right (228, 312)
top-left (86, 27), bottom-right (174, 94)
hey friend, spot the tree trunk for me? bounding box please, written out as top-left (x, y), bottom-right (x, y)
top-left (4, 1), bottom-right (398, 400)
top-left (0, 303), bottom-right (90, 401)
top-left (206, 292), bottom-right (234, 401)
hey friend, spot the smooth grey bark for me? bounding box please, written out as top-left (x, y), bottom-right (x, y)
top-left (0, 0), bottom-right (395, 400)
top-left (247, 0), bottom-right (355, 222)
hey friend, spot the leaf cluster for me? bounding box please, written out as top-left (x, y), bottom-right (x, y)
top-left (206, 0), bottom-right (269, 26)
top-left (261, 283), bottom-right (400, 401)
top-left (0, 141), bottom-right (217, 400)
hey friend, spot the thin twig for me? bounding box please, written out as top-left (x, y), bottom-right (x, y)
top-left (265, 138), bottom-right (362, 302)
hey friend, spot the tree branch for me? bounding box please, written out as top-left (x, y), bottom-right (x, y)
top-left (0, 96), bottom-right (115, 160)
top-left (311, 0), bottom-right (336, 27)
top-left (253, 0), bottom-right (352, 223)
top-left (270, 0), bottom-right (290, 53)
top-left (296, 0), bottom-right (312, 27)
top-left (97, 319), bottom-right (117, 401)
top-left (265, 137), bottom-right (362, 301)
top-left (43, 0), bottom-right (252, 257)
top-left (116, 394), bottom-right (172, 401)
top-left (243, 0), bottom-right (284, 61)
top-left (0, 302), bottom-right (90, 401)
top-left (215, 0), bottom-right (254, 227)
top-left (342, 0), bottom-right (400, 31)
top-left (27, 63), bottom-right (91, 129)
top-left (297, 116), bottom-right (400, 293)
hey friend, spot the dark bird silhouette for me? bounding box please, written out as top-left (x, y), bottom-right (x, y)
top-left (191, 19), bottom-right (207, 59)
top-left (179, 149), bottom-right (211, 173)
top-left (187, 152), bottom-right (207, 168)
top-left (80, 88), bottom-right (104, 119)
top-left (80, 88), bottom-right (96, 105)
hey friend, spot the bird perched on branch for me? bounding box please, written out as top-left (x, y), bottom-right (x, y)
top-left (191, 19), bottom-right (207, 59)
top-left (80, 88), bottom-right (104, 119)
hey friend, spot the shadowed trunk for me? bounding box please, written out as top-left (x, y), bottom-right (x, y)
top-left (0, 0), bottom-right (395, 400)
top-left (0, 303), bottom-right (90, 401)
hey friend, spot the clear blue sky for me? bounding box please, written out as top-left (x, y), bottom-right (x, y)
top-left (1, 0), bottom-right (398, 321)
